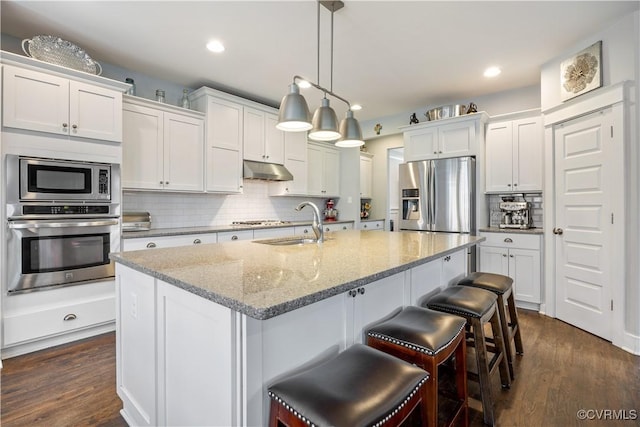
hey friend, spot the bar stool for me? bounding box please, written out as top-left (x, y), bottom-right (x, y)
top-left (366, 306), bottom-right (468, 427)
top-left (425, 286), bottom-right (511, 426)
top-left (268, 344), bottom-right (430, 427)
top-left (458, 272), bottom-right (524, 380)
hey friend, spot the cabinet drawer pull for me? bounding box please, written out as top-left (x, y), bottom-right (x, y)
top-left (146, 242), bottom-right (157, 248)
top-left (193, 239), bottom-right (201, 244)
top-left (231, 235), bottom-right (238, 241)
top-left (504, 238), bottom-right (513, 243)
top-left (63, 314), bottom-right (77, 321)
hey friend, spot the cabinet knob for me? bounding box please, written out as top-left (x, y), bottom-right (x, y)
top-left (439, 150), bottom-right (442, 154)
top-left (363, 224), bottom-right (368, 228)
top-left (503, 254), bottom-right (508, 257)
top-left (507, 184), bottom-right (512, 187)
top-left (553, 227), bottom-right (564, 235)
top-left (303, 229), bottom-right (308, 234)
top-left (166, 181), bottom-right (169, 185)
top-left (325, 227), bottom-right (330, 232)
top-left (231, 235), bottom-right (239, 240)
top-left (147, 242), bottom-right (157, 248)
top-left (193, 239), bottom-right (201, 244)
top-left (513, 183), bottom-right (518, 187)
top-left (349, 290), bottom-right (357, 298)
top-left (62, 123), bottom-right (68, 128)
top-left (433, 151), bottom-right (437, 154)
top-left (504, 238), bottom-right (513, 243)
top-left (72, 124), bottom-right (78, 129)
top-left (63, 313), bottom-right (77, 321)
top-left (510, 254), bottom-right (514, 258)
top-left (358, 287), bottom-right (365, 295)
top-left (342, 226), bottom-right (347, 230)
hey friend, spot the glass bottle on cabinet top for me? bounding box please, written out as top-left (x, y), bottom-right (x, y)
top-left (181, 89), bottom-right (190, 109)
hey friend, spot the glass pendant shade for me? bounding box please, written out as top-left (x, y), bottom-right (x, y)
top-left (309, 98), bottom-right (341, 141)
top-left (276, 83), bottom-right (312, 131)
top-left (336, 110), bottom-right (364, 147)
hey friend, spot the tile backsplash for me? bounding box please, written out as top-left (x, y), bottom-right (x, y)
top-left (123, 180), bottom-right (326, 228)
top-left (487, 193), bottom-right (544, 228)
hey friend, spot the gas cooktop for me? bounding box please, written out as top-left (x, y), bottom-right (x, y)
top-left (231, 220), bottom-right (292, 226)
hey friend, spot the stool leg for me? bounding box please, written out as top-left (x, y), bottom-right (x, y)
top-left (454, 334), bottom-right (468, 427)
top-left (507, 291), bottom-right (524, 355)
top-left (471, 317), bottom-right (495, 426)
top-left (496, 294), bottom-right (515, 381)
top-left (489, 308), bottom-right (511, 390)
top-left (423, 355), bottom-right (439, 427)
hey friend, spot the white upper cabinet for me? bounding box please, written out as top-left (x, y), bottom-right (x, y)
top-left (190, 89), bottom-right (244, 194)
top-left (122, 97), bottom-right (204, 192)
top-left (485, 114), bottom-right (542, 193)
top-left (401, 112), bottom-right (488, 162)
top-left (307, 142), bottom-right (340, 197)
top-left (270, 131), bottom-right (308, 196)
top-left (3, 65), bottom-right (123, 142)
top-left (243, 107), bottom-right (284, 165)
top-left (359, 153), bottom-right (373, 199)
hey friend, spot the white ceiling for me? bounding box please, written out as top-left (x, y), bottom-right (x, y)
top-left (1, 1), bottom-right (638, 122)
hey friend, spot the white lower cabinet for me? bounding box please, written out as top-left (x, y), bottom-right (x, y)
top-left (409, 250), bottom-right (467, 305)
top-left (115, 248), bottom-right (468, 426)
top-left (2, 280), bottom-right (116, 357)
top-left (252, 227), bottom-right (295, 239)
top-left (478, 232), bottom-right (542, 307)
top-left (218, 229), bottom-right (254, 242)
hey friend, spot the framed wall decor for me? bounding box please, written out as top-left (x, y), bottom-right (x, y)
top-left (560, 41), bottom-right (602, 101)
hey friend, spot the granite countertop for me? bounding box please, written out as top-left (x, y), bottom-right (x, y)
top-left (111, 230), bottom-right (484, 320)
top-left (479, 227), bottom-right (544, 235)
top-left (122, 220), bottom-right (355, 239)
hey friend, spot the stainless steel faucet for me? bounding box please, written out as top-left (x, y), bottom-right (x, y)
top-left (295, 201), bottom-right (324, 242)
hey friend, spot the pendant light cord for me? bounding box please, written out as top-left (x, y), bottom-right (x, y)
top-left (330, 5), bottom-right (334, 92)
top-left (316, 0), bottom-right (320, 87)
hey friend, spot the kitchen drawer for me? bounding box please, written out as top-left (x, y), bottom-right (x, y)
top-left (218, 229), bottom-right (253, 242)
top-left (3, 295), bottom-right (115, 346)
top-left (123, 233), bottom-right (217, 250)
top-left (324, 222), bottom-right (353, 232)
top-left (479, 232), bottom-right (541, 250)
top-left (360, 220), bottom-right (384, 231)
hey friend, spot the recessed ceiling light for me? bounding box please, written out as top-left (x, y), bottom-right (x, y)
top-left (206, 40), bottom-right (225, 53)
top-left (298, 80), bottom-right (312, 89)
top-left (484, 66), bottom-right (501, 78)
top-left (350, 104), bottom-right (362, 111)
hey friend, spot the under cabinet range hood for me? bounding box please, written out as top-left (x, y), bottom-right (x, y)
top-left (243, 160), bottom-right (293, 181)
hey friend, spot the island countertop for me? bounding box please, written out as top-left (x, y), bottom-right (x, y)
top-left (111, 230), bottom-right (484, 320)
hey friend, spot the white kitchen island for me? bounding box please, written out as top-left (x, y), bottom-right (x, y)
top-left (111, 230), bottom-right (483, 426)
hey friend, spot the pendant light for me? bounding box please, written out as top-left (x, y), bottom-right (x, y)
top-left (276, 83), bottom-right (312, 132)
top-left (276, 0), bottom-right (364, 147)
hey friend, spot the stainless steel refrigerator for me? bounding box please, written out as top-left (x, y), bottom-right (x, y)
top-left (399, 157), bottom-right (475, 233)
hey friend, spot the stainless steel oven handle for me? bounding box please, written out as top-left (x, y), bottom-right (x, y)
top-left (8, 218), bottom-right (119, 229)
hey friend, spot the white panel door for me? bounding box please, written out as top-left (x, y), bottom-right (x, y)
top-left (554, 108), bottom-right (613, 340)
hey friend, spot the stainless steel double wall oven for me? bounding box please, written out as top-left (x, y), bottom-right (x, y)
top-left (6, 155), bottom-right (121, 294)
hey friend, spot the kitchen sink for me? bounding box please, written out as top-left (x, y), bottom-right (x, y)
top-left (253, 236), bottom-right (321, 246)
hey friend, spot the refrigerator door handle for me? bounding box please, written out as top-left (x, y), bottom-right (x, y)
top-left (429, 160), bottom-right (436, 231)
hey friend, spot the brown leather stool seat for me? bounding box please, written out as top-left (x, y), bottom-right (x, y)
top-left (268, 344), bottom-right (430, 427)
top-left (458, 272), bottom-right (524, 380)
top-left (366, 306), bottom-right (468, 427)
top-left (425, 286), bottom-right (511, 426)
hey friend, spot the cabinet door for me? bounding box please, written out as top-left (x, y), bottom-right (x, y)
top-left (243, 107), bottom-right (265, 162)
top-left (438, 121), bottom-right (475, 158)
top-left (350, 273), bottom-right (405, 345)
top-left (3, 65), bottom-right (69, 135)
top-left (307, 144), bottom-right (324, 196)
top-left (208, 97), bottom-right (243, 151)
top-left (512, 117), bottom-right (543, 192)
top-left (284, 130), bottom-right (307, 161)
top-left (264, 113), bottom-right (285, 164)
top-left (479, 245), bottom-right (509, 276)
top-left (508, 248), bottom-right (541, 303)
top-left (206, 146), bottom-right (243, 193)
top-left (441, 250), bottom-right (467, 286)
top-left (323, 147), bottom-right (341, 197)
top-left (359, 155), bottom-right (372, 198)
top-left (69, 81), bottom-right (123, 142)
top-left (122, 103), bottom-right (164, 190)
top-left (282, 158), bottom-right (307, 195)
top-left (485, 121), bottom-right (514, 193)
top-left (409, 258), bottom-right (443, 305)
top-left (163, 112), bottom-right (204, 192)
top-left (360, 220), bottom-right (384, 231)
top-left (403, 128), bottom-right (438, 161)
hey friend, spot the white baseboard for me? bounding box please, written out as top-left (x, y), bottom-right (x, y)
top-left (1, 322), bottom-right (115, 359)
top-left (620, 331), bottom-right (640, 355)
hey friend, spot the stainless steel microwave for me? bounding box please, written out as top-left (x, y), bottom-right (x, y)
top-left (6, 155), bottom-right (118, 203)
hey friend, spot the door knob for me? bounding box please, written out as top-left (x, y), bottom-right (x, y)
top-left (553, 227), bottom-right (564, 235)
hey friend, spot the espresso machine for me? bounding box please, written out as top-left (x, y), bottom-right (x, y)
top-left (499, 201), bottom-right (532, 229)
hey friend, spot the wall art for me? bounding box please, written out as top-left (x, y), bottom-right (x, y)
top-left (560, 41), bottom-right (602, 101)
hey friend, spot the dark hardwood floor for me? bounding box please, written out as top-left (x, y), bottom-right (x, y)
top-left (1, 310), bottom-right (638, 426)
